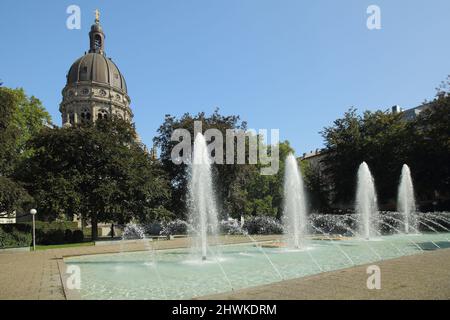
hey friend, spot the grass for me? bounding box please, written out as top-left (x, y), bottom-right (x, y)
top-left (34, 242), bottom-right (95, 251)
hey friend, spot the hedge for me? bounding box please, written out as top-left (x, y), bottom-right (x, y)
top-left (0, 221), bottom-right (84, 248)
top-left (0, 226), bottom-right (32, 249)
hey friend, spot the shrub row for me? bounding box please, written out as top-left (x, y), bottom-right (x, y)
top-left (0, 226), bottom-right (32, 249)
top-left (157, 216), bottom-right (283, 236)
top-left (0, 221), bottom-right (84, 248)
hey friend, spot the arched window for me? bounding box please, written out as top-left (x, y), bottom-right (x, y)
top-left (81, 109), bottom-right (91, 123)
top-left (97, 109), bottom-right (108, 120)
top-left (94, 34), bottom-right (102, 51)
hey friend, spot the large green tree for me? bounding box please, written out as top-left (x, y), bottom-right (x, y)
top-left (407, 82), bottom-right (450, 207)
top-left (17, 118), bottom-right (171, 239)
top-left (0, 87), bottom-right (51, 173)
top-left (0, 86), bottom-right (51, 216)
top-left (154, 109), bottom-right (247, 218)
top-left (320, 77), bottom-right (450, 210)
top-left (321, 108), bottom-right (409, 208)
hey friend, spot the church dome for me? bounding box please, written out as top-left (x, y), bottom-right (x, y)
top-left (60, 11), bottom-right (133, 126)
top-left (67, 53), bottom-right (127, 93)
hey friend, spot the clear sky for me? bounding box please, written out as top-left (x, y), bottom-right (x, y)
top-left (1, 0), bottom-right (449, 155)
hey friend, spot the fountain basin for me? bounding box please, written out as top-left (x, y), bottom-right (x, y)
top-left (65, 232), bottom-right (450, 300)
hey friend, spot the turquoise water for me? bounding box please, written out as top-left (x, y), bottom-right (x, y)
top-left (65, 232), bottom-right (450, 300)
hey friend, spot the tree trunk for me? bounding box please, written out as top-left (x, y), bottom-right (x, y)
top-left (91, 214), bottom-right (98, 241)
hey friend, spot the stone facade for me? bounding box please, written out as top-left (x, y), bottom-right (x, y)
top-left (60, 81), bottom-right (131, 126)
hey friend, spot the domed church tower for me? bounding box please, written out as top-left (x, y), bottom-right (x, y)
top-left (60, 10), bottom-right (132, 126)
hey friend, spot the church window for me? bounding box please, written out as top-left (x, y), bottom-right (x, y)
top-left (98, 109), bottom-right (108, 120)
top-left (81, 109), bottom-right (91, 123)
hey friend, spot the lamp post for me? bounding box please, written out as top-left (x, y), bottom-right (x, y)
top-left (30, 209), bottom-right (37, 251)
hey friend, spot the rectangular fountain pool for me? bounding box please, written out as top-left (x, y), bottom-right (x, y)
top-left (65, 232), bottom-right (450, 300)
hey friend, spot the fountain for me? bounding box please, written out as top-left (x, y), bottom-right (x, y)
top-left (356, 162), bottom-right (379, 239)
top-left (188, 133), bottom-right (220, 261)
top-left (282, 153), bottom-right (308, 248)
top-left (397, 164), bottom-right (416, 234)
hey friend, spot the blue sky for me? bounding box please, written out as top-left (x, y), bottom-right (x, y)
top-left (1, 0), bottom-right (449, 155)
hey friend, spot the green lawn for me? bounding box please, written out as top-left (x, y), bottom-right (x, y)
top-left (34, 242), bottom-right (95, 250)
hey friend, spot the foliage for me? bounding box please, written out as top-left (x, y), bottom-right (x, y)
top-left (0, 221), bottom-right (84, 248)
top-left (160, 219), bottom-right (189, 236)
top-left (154, 108), bottom-right (295, 219)
top-left (7, 221), bottom-right (84, 245)
top-left (154, 109), bottom-right (247, 218)
top-left (320, 77), bottom-right (450, 209)
top-left (72, 230), bottom-right (85, 243)
top-left (219, 219), bottom-right (243, 235)
top-left (242, 216), bottom-right (283, 235)
top-left (16, 118), bottom-right (171, 239)
top-left (407, 92), bottom-right (450, 206)
top-left (301, 160), bottom-right (330, 211)
top-left (0, 176), bottom-right (34, 214)
top-left (0, 87), bottom-right (51, 174)
top-left (0, 226), bottom-right (32, 248)
top-left (122, 223), bottom-right (146, 240)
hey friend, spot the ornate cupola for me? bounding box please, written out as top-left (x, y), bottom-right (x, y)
top-left (59, 10), bottom-right (133, 126)
top-left (89, 10), bottom-right (105, 55)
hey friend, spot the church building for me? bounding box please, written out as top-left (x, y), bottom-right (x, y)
top-left (60, 11), bottom-right (132, 126)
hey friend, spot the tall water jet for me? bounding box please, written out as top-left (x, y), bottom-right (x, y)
top-left (282, 153), bottom-right (308, 248)
top-left (356, 162), bottom-right (379, 239)
top-left (398, 164), bottom-right (416, 234)
top-left (188, 133), bottom-right (220, 261)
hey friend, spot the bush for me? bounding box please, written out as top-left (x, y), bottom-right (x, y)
top-left (160, 219), bottom-right (188, 236)
top-left (220, 219), bottom-right (244, 235)
top-left (5, 221), bottom-right (82, 245)
top-left (243, 216), bottom-right (283, 235)
top-left (38, 229), bottom-right (65, 245)
top-left (122, 223), bottom-right (146, 240)
top-left (0, 226), bottom-right (32, 248)
top-left (72, 230), bottom-right (84, 243)
top-left (64, 229), bottom-right (73, 243)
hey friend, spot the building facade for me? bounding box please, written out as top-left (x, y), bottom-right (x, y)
top-left (60, 13), bottom-right (132, 126)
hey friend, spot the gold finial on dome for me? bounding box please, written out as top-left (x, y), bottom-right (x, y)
top-left (95, 9), bottom-right (100, 24)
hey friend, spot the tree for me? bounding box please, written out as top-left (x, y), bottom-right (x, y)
top-left (321, 108), bottom-right (409, 208)
top-left (319, 76), bottom-right (450, 210)
top-left (0, 87), bottom-right (51, 173)
top-left (17, 118), bottom-right (171, 240)
top-left (0, 86), bottom-right (50, 216)
top-left (301, 160), bottom-right (330, 212)
top-left (227, 140), bottom-right (294, 218)
top-left (408, 86), bottom-right (450, 208)
top-left (154, 109), bottom-right (247, 218)
top-left (0, 176), bottom-right (33, 215)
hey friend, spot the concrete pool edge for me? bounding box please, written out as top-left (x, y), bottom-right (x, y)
top-left (57, 259), bottom-right (82, 300)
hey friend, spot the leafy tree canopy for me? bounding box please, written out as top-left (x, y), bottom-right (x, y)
top-left (16, 118), bottom-right (171, 239)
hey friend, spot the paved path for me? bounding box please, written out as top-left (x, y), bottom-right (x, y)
top-left (0, 236), bottom-right (449, 300)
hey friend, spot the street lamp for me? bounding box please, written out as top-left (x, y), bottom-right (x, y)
top-left (30, 209), bottom-right (37, 251)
